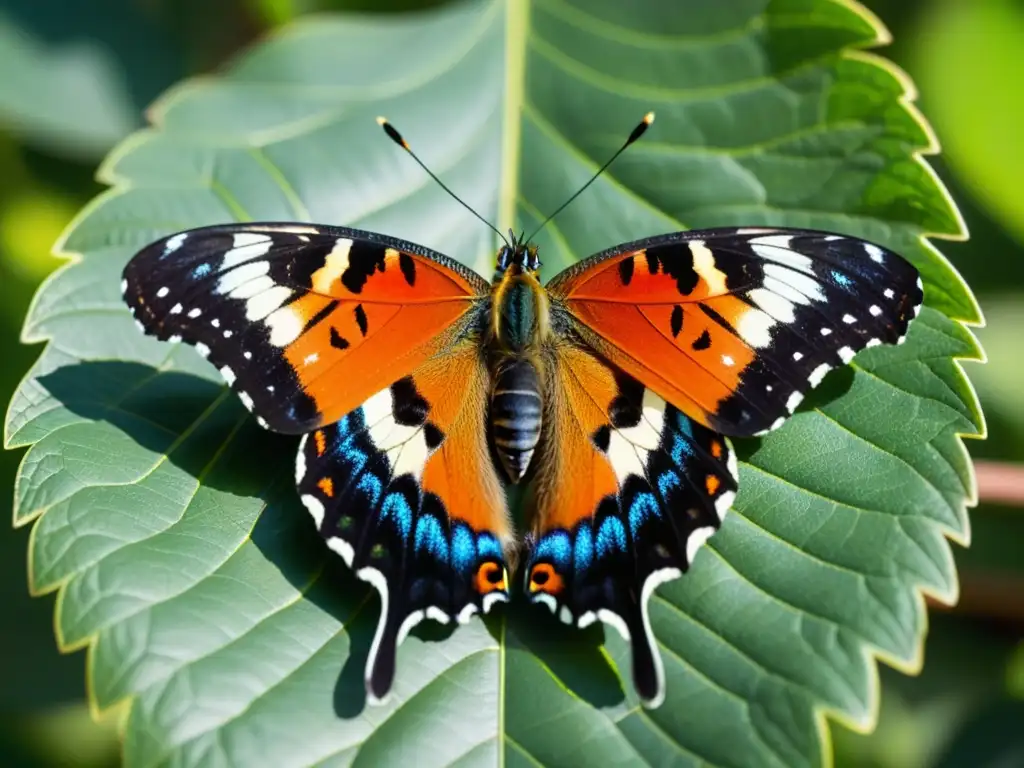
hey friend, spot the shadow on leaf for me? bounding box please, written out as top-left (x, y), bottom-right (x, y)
top-left (38, 361), bottom-right (378, 710)
top-left (501, 600), bottom-right (627, 708)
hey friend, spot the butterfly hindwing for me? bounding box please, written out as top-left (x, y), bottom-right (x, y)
top-left (548, 227), bottom-right (923, 436)
top-left (122, 223), bottom-right (489, 433)
top-left (526, 345), bottom-right (737, 706)
top-left (296, 336), bottom-right (512, 703)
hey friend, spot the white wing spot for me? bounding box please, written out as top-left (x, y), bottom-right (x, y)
top-left (221, 238), bottom-right (272, 273)
top-left (156, 286), bottom-right (169, 298)
top-left (793, 351), bottom-right (803, 362)
top-left (426, 606), bottom-right (449, 624)
top-left (188, 307), bottom-right (202, 318)
top-left (685, 527), bottom-right (716, 564)
top-left (721, 355), bottom-right (735, 367)
top-left (195, 342), bottom-right (210, 358)
top-left (866, 338), bottom-right (882, 348)
top-left (869, 305), bottom-right (882, 317)
top-left (842, 314), bottom-right (856, 324)
top-left (808, 363), bottom-right (832, 387)
top-left (211, 318), bottom-right (220, 328)
top-left (786, 391), bottom-right (803, 413)
top-left (838, 346), bottom-right (855, 363)
top-left (763, 263), bottom-right (827, 302)
top-left (329, 537), bottom-right (355, 567)
top-left (217, 260), bottom-right (270, 294)
top-left (170, 303), bottom-right (183, 314)
top-left (168, 334), bottom-right (182, 343)
top-left (884, 288), bottom-right (895, 299)
top-left (223, 330), bottom-right (233, 338)
top-left (219, 365), bottom-right (236, 385)
top-left (246, 286), bottom-right (292, 321)
top-left (820, 327), bottom-right (832, 336)
top-left (748, 288), bottom-right (796, 323)
top-left (165, 232), bottom-right (187, 253)
top-left (736, 307), bottom-right (775, 348)
top-left (304, 352), bottom-right (319, 366)
top-left (244, 351), bottom-right (252, 360)
top-left (750, 237), bottom-right (814, 274)
top-left (266, 306), bottom-right (304, 347)
top-left (234, 232), bottom-right (268, 247)
top-left (482, 592), bottom-right (509, 613)
top-left (238, 391), bottom-right (254, 411)
top-left (864, 244), bottom-right (885, 263)
top-left (295, 435), bottom-right (307, 483)
top-left (763, 275), bottom-right (813, 306)
top-left (301, 493), bottom-right (324, 528)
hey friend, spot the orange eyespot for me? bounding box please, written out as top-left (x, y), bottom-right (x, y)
top-left (705, 474), bottom-right (720, 495)
top-left (314, 430), bottom-right (327, 457)
top-left (475, 561), bottom-right (507, 594)
top-left (528, 563), bottom-right (565, 595)
top-left (710, 440), bottom-right (723, 458)
top-left (317, 477), bottom-right (334, 497)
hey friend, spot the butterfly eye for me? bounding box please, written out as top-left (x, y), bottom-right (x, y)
top-left (528, 563), bottom-right (564, 595)
top-left (474, 561), bottom-right (508, 594)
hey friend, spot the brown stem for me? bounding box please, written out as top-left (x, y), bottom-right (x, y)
top-left (974, 459), bottom-right (1024, 507)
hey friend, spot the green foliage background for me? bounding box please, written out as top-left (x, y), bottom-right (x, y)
top-left (0, 0), bottom-right (1020, 766)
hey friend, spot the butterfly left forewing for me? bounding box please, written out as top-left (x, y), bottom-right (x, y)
top-left (526, 345), bottom-right (736, 706)
top-left (547, 227), bottom-right (923, 436)
top-left (123, 223), bottom-right (488, 434)
top-left (296, 336), bottom-right (511, 703)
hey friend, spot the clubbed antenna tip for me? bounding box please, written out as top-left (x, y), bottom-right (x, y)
top-left (376, 116), bottom-right (409, 150)
top-left (377, 116), bottom-right (508, 246)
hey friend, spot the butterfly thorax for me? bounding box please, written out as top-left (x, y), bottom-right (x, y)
top-left (489, 247), bottom-right (549, 483)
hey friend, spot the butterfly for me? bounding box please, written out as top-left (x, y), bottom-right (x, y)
top-left (121, 114), bottom-right (923, 708)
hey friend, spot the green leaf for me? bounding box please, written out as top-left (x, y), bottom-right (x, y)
top-left (0, 13), bottom-right (137, 158)
top-left (6, 1), bottom-right (983, 765)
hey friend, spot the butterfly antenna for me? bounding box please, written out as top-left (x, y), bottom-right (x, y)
top-left (525, 112), bottom-right (655, 243)
top-left (377, 117), bottom-right (509, 247)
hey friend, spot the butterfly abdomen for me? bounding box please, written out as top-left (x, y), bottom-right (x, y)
top-left (491, 358), bottom-right (542, 483)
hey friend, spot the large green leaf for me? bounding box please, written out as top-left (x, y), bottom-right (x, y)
top-left (6, 1), bottom-right (983, 765)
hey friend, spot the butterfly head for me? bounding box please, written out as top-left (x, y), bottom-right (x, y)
top-left (495, 230), bottom-right (540, 276)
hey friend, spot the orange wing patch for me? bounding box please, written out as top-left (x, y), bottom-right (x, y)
top-left (548, 228), bottom-right (925, 437)
top-left (548, 239), bottom-right (766, 428)
top-left (531, 345), bottom-right (619, 534)
top-left (411, 342), bottom-right (512, 546)
top-left (121, 223), bottom-right (490, 435)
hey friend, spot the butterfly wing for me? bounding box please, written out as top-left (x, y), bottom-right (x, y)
top-left (547, 228), bottom-right (923, 436)
top-left (526, 346), bottom-right (736, 707)
top-left (297, 335), bottom-right (511, 704)
top-left (124, 223), bottom-right (509, 703)
top-left (533, 227), bottom-right (923, 704)
top-left (123, 223), bottom-right (489, 433)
